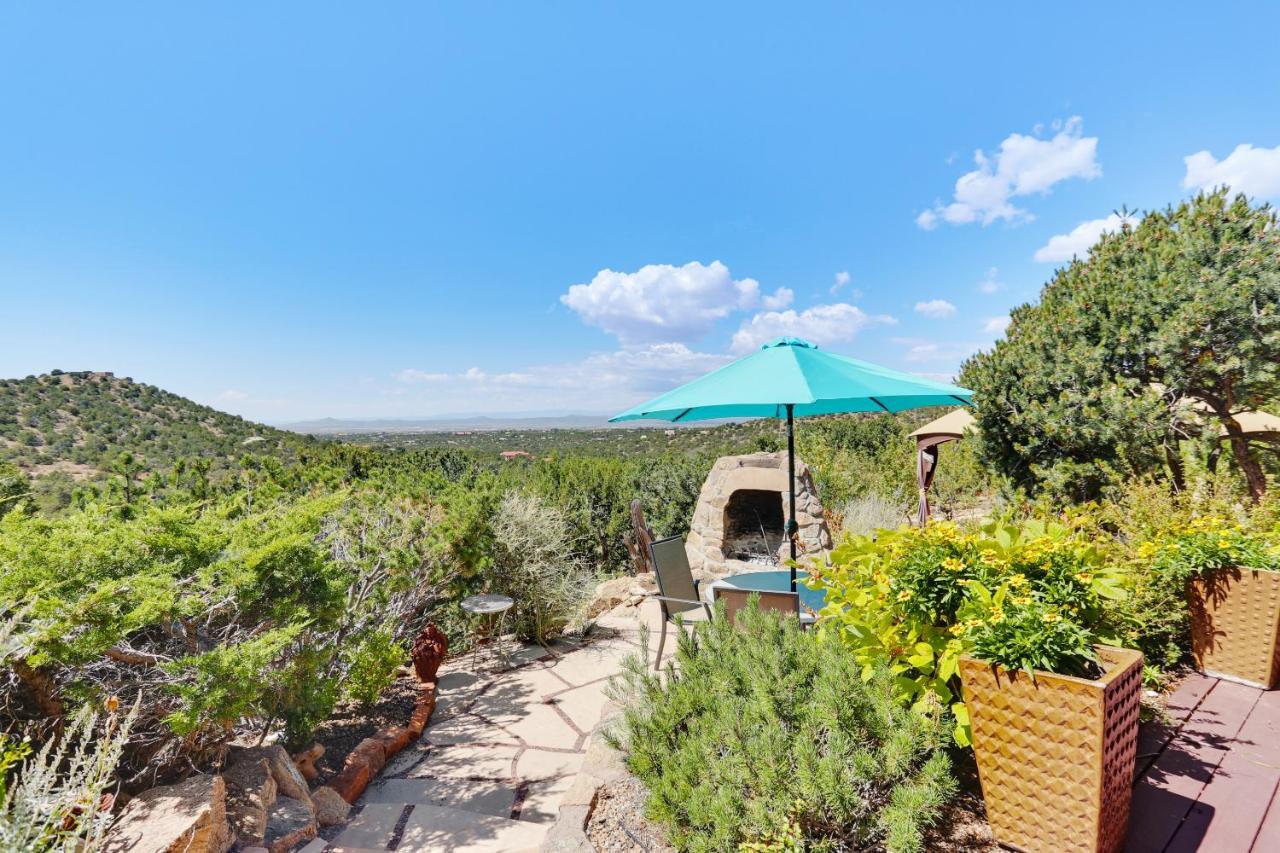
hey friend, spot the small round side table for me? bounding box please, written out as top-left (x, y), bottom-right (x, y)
top-left (460, 593), bottom-right (515, 668)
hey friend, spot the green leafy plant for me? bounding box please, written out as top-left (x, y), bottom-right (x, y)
top-left (810, 519), bottom-right (1126, 745)
top-left (343, 628), bottom-right (405, 709)
top-left (1148, 516), bottom-right (1280, 584)
top-left (607, 602), bottom-right (955, 853)
top-left (957, 580), bottom-right (1100, 679)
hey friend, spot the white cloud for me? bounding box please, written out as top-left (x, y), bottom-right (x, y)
top-left (830, 270), bottom-right (851, 293)
top-left (914, 299), bottom-right (957, 319)
top-left (903, 342), bottom-right (940, 362)
top-left (893, 337), bottom-right (981, 365)
top-left (560, 260), bottom-right (791, 345)
top-left (982, 315), bottom-right (1010, 334)
top-left (730, 303), bottom-right (892, 354)
top-left (395, 369), bottom-right (449, 383)
top-left (1033, 212), bottom-right (1136, 263)
top-left (761, 287), bottom-right (794, 311)
top-left (977, 267), bottom-right (1003, 294)
top-left (381, 344), bottom-right (732, 415)
top-left (917, 117), bottom-right (1101, 228)
top-left (461, 367), bottom-right (536, 386)
top-left (1183, 143), bottom-right (1280, 199)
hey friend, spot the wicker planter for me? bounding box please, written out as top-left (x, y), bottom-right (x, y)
top-left (1188, 566), bottom-right (1280, 688)
top-left (959, 646), bottom-right (1143, 853)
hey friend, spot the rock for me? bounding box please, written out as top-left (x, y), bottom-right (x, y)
top-left (411, 623), bottom-right (449, 682)
top-left (229, 744), bottom-right (311, 802)
top-left (263, 796), bottom-right (317, 853)
top-left (309, 785), bottom-right (351, 826)
top-left (223, 756), bottom-right (277, 844)
top-left (291, 743), bottom-right (325, 782)
top-left (102, 774), bottom-right (233, 853)
top-left (588, 576), bottom-right (641, 618)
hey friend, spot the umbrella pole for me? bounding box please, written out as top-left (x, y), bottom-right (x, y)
top-left (786, 404), bottom-right (797, 591)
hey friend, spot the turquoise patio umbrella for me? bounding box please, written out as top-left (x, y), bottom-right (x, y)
top-left (609, 337), bottom-right (973, 590)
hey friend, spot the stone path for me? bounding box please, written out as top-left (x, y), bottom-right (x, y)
top-left (1127, 673), bottom-right (1280, 851)
top-left (310, 602), bottom-right (668, 853)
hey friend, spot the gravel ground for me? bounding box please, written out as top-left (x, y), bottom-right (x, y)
top-left (585, 776), bottom-right (674, 853)
top-left (585, 759), bottom-right (996, 853)
top-left (306, 673), bottom-right (420, 784)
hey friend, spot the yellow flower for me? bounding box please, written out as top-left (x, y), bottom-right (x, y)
top-left (949, 624), bottom-right (966, 636)
top-left (1013, 596), bottom-right (1031, 606)
top-left (1009, 573), bottom-right (1028, 587)
top-left (989, 609), bottom-right (1004, 624)
top-left (1043, 612), bottom-right (1062, 623)
top-left (1074, 572), bottom-right (1093, 584)
top-left (942, 557), bottom-right (965, 572)
top-left (897, 590), bottom-right (914, 602)
top-left (1217, 540), bottom-right (1232, 549)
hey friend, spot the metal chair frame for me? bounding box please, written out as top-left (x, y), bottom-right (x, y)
top-left (647, 534), bottom-right (713, 670)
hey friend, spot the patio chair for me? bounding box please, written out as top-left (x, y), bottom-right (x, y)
top-left (713, 586), bottom-right (801, 626)
top-left (647, 534), bottom-right (713, 670)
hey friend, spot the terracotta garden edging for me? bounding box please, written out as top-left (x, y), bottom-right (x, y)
top-left (959, 645), bottom-right (1143, 853)
top-left (325, 680), bottom-right (437, 804)
top-left (1188, 566), bottom-right (1280, 689)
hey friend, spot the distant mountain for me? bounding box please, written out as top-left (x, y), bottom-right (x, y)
top-left (0, 371), bottom-right (299, 480)
top-left (281, 414), bottom-right (634, 434)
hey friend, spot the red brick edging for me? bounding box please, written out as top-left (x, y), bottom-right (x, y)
top-left (326, 680), bottom-right (437, 804)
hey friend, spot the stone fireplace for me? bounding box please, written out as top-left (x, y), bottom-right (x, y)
top-left (685, 452), bottom-right (831, 580)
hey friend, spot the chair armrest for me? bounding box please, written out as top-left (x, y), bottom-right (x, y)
top-left (651, 594), bottom-right (714, 621)
top-left (652, 594), bottom-right (704, 607)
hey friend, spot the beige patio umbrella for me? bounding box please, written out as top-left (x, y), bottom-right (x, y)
top-left (909, 408), bottom-right (977, 525)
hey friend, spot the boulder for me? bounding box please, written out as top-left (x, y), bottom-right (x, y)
top-left (222, 756), bottom-right (277, 844)
top-left (309, 785), bottom-right (351, 826)
top-left (291, 743), bottom-right (325, 782)
top-left (263, 796), bottom-right (317, 853)
top-left (102, 774), bottom-right (233, 853)
top-left (411, 623), bottom-right (449, 682)
top-left (229, 744), bottom-right (311, 802)
top-left (587, 575), bottom-right (653, 618)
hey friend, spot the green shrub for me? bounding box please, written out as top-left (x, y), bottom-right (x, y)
top-left (343, 628), bottom-right (405, 709)
top-left (607, 604), bottom-right (956, 853)
top-left (487, 490), bottom-right (594, 643)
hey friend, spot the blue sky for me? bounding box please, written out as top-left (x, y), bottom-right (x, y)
top-left (3, 3), bottom-right (1280, 423)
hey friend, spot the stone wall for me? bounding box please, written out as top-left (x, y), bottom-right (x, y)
top-left (685, 452), bottom-right (830, 580)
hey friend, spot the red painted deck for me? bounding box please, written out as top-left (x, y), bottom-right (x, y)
top-left (1128, 674), bottom-right (1280, 852)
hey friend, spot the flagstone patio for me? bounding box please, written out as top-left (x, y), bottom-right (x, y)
top-left (294, 594), bottom-right (1280, 853)
top-left (308, 602), bottom-right (668, 853)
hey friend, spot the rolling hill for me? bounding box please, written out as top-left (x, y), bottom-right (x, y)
top-left (0, 371), bottom-right (299, 481)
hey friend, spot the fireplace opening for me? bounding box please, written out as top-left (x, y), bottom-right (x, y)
top-left (723, 489), bottom-right (785, 564)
